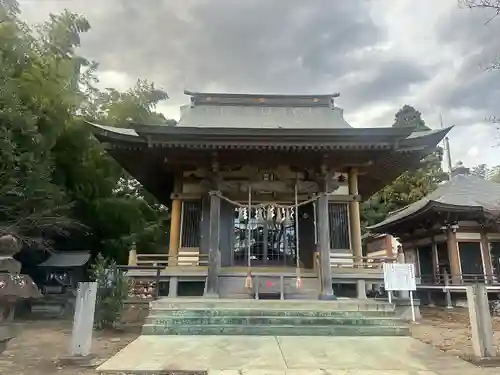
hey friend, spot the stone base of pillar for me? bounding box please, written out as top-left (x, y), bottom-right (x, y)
top-left (356, 279), bottom-right (367, 300)
top-left (319, 293), bottom-right (337, 300)
top-left (168, 276), bottom-right (178, 297)
top-left (203, 292), bottom-right (220, 298)
top-left (426, 291), bottom-right (436, 308)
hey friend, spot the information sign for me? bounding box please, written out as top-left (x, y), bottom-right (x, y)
top-left (383, 263), bottom-right (417, 321)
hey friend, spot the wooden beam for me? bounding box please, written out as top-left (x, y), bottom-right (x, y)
top-left (171, 192), bottom-right (360, 202)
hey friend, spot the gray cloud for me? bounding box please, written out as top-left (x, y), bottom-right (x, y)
top-left (21, 0), bottom-right (385, 104)
top-left (345, 60), bottom-right (431, 105)
top-left (436, 5), bottom-right (500, 113)
top-left (17, 0), bottom-right (500, 168)
top-left (81, 1), bottom-right (381, 96)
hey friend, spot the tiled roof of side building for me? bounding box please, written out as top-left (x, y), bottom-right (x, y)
top-left (369, 174), bottom-right (500, 231)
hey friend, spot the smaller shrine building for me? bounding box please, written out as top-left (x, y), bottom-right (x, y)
top-left (369, 167), bottom-right (500, 285)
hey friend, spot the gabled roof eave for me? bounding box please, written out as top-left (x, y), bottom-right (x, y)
top-left (368, 200), bottom-right (492, 233)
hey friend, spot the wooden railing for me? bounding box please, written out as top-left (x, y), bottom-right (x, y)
top-left (330, 255), bottom-right (396, 269)
top-left (419, 272), bottom-right (499, 285)
top-left (135, 252), bottom-right (209, 267)
top-left (313, 252), bottom-right (396, 272)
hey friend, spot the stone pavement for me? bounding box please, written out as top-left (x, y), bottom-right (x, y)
top-left (97, 335), bottom-right (495, 374)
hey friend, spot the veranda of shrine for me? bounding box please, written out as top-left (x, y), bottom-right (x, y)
top-left (89, 91), bottom-right (450, 299)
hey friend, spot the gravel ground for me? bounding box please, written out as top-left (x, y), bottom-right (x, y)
top-left (1, 305), bottom-right (499, 374)
top-left (411, 307), bottom-right (500, 359)
top-left (0, 304), bottom-right (148, 375)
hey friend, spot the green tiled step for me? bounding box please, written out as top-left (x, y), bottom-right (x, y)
top-left (142, 323), bottom-right (410, 336)
top-left (150, 299), bottom-right (395, 312)
top-left (149, 308), bottom-right (396, 318)
top-left (146, 316), bottom-right (401, 326)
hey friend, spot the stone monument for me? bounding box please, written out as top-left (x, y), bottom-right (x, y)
top-left (0, 235), bottom-right (41, 354)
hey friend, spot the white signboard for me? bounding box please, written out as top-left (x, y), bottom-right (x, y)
top-left (383, 263), bottom-right (416, 291)
top-left (383, 263), bottom-right (417, 322)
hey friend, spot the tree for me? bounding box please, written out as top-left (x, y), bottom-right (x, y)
top-left (461, 1), bottom-right (500, 28)
top-left (91, 254), bottom-right (128, 330)
top-left (470, 163), bottom-right (500, 181)
top-left (82, 80), bottom-right (170, 126)
top-left (360, 105), bottom-right (447, 231)
top-left (471, 163), bottom-right (488, 178)
top-left (0, 3), bottom-right (82, 245)
top-left (393, 105), bottom-right (430, 131)
top-left (1, 1), bottom-right (170, 262)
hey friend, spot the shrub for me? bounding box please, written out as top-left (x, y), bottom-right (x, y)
top-left (490, 300), bottom-right (500, 317)
top-left (91, 254), bottom-right (128, 330)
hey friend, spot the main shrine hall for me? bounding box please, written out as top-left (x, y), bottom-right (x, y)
top-left (88, 90), bottom-right (450, 299)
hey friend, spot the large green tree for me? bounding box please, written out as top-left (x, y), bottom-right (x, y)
top-left (0, 4), bottom-right (80, 244)
top-left (360, 105), bottom-right (447, 231)
top-left (393, 105), bottom-right (430, 131)
top-left (1, 1), bottom-right (171, 261)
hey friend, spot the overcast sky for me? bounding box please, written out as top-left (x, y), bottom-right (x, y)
top-left (18, 0), bottom-right (500, 171)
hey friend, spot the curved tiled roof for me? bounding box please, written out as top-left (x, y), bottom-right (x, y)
top-left (369, 174), bottom-right (500, 231)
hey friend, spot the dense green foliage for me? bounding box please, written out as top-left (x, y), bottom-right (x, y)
top-left (470, 163), bottom-right (500, 182)
top-left (91, 254), bottom-right (128, 330)
top-left (392, 105), bottom-right (430, 131)
top-left (360, 105), bottom-right (447, 231)
top-left (0, 2), bottom-right (170, 262)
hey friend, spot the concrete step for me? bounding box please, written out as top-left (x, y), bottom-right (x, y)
top-left (149, 298), bottom-right (395, 312)
top-left (142, 323), bottom-right (410, 336)
top-left (146, 315), bottom-right (401, 326)
top-left (148, 307), bottom-right (396, 318)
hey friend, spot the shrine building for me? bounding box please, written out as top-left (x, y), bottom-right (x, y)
top-left (370, 166), bottom-right (500, 287)
top-left (88, 90), bottom-right (450, 299)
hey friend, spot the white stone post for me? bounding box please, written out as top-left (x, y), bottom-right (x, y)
top-left (466, 283), bottom-right (496, 358)
top-left (70, 282), bottom-right (98, 357)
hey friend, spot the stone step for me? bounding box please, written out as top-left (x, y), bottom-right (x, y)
top-left (146, 316), bottom-right (401, 326)
top-left (150, 298), bottom-right (395, 312)
top-left (148, 307), bottom-right (396, 318)
top-left (142, 323), bottom-right (410, 336)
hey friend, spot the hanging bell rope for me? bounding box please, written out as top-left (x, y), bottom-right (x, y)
top-left (294, 180), bottom-right (302, 290)
top-left (244, 270), bottom-right (253, 289)
top-left (244, 184), bottom-right (253, 290)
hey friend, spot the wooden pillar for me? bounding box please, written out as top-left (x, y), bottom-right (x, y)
top-left (348, 168), bottom-right (363, 262)
top-left (480, 231), bottom-right (493, 283)
top-left (385, 235), bottom-right (393, 258)
top-left (168, 177), bottom-right (182, 267)
top-left (317, 177), bottom-right (335, 299)
top-left (204, 190), bottom-right (221, 297)
top-left (446, 228), bottom-right (461, 284)
top-left (168, 199), bottom-right (182, 266)
top-left (431, 237), bottom-right (439, 283)
top-left (128, 243), bottom-right (137, 266)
